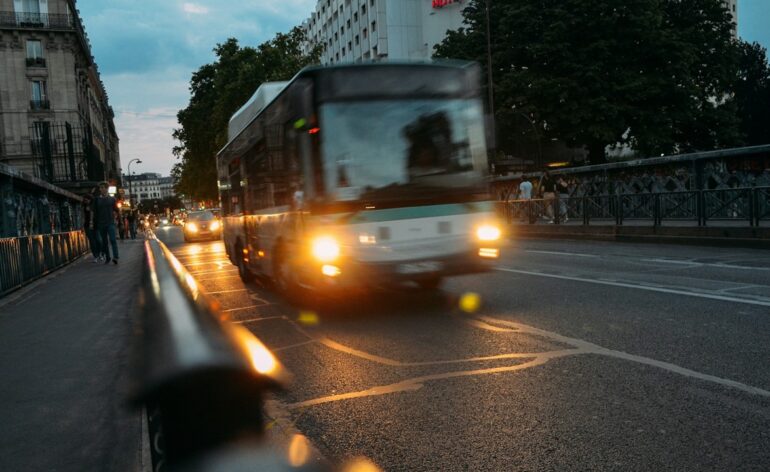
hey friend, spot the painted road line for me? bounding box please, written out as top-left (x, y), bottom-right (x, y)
top-left (496, 267), bottom-right (770, 307)
top-left (526, 250), bottom-right (599, 258)
top-left (643, 258), bottom-right (770, 271)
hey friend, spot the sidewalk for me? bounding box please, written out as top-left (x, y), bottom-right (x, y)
top-left (0, 238), bottom-right (146, 471)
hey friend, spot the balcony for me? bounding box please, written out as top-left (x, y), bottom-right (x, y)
top-left (30, 99), bottom-right (50, 110)
top-left (26, 57), bottom-right (46, 67)
top-left (0, 12), bottom-right (75, 30)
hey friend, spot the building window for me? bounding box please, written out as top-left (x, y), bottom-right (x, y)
top-left (347, 19), bottom-right (351, 28)
top-left (355, 35), bottom-right (359, 45)
top-left (348, 41), bottom-right (352, 50)
top-left (30, 80), bottom-right (48, 109)
top-left (26, 40), bottom-right (45, 67)
top-left (371, 0), bottom-right (375, 6)
top-left (363, 27), bottom-right (367, 39)
top-left (371, 21), bottom-right (376, 32)
top-left (354, 12), bottom-right (358, 22)
top-left (361, 4), bottom-right (366, 15)
top-left (341, 26), bottom-right (344, 34)
top-left (342, 47), bottom-right (346, 56)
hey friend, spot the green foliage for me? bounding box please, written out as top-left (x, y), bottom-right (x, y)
top-left (734, 41), bottom-right (770, 146)
top-left (172, 27), bottom-right (322, 200)
top-left (434, 0), bottom-right (742, 163)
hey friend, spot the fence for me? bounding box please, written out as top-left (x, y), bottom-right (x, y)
top-left (501, 186), bottom-right (770, 227)
top-left (133, 235), bottom-right (296, 469)
top-left (0, 230), bottom-right (88, 297)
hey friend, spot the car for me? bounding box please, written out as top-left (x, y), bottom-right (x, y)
top-left (183, 210), bottom-right (222, 242)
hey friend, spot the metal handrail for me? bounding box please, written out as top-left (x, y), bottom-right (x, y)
top-left (501, 186), bottom-right (770, 227)
top-left (134, 235), bottom-right (291, 467)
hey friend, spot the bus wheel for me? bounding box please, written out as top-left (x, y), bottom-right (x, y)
top-left (417, 277), bottom-right (442, 291)
top-left (236, 243), bottom-right (253, 283)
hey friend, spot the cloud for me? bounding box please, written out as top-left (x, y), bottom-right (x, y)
top-left (182, 3), bottom-right (209, 14)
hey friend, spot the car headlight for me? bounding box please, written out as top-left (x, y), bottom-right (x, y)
top-left (186, 222), bottom-right (198, 233)
top-left (476, 224), bottom-right (501, 242)
top-left (311, 236), bottom-right (340, 262)
top-left (209, 221), bottom-right (220, 231)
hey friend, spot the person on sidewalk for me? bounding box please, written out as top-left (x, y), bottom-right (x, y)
top-left (82, 188), bottom-right (102, 263)
top-left (127, 203), bottom-right (138, 240)
top-left (94, 182), bottom-right (119, 264)
top-left (539, 171), bottom-right (557, 222)
top-left (557, 175), bottom-right (570, 223)
top-left (518, 175), bottom-right (534, 223)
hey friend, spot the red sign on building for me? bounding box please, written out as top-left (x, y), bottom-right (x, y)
top-left (432, 0), bottom-right (460, 8)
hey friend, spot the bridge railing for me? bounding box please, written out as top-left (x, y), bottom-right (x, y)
top-left (133, 235), bottom-right (310, 470)
top-left (0, 231), bottom-right (88, 297)
top-left (500, 186), bottom-right (770, 227)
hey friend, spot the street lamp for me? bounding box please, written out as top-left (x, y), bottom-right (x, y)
top-left (512, 108), bottom-right (543, 170)
top-left (127, 158), bottom-right (142, 202)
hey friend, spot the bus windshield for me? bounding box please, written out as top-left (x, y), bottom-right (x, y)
top-left (319, 98), bottom-right (487, 203)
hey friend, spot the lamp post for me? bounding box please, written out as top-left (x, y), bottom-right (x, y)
top-left (512, 108), bottom-right (542, 170)
top-left (484, 0), bottom-right (496, 162)
top-left (127, 158), bottom-right (142, 202)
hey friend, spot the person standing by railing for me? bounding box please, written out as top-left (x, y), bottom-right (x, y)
top-left (539, 171), bottom-right (557, 223)
top-left (82, 187), bottom-right (102, 263)
top-left (557, 176), bottom-right (570, 222)
top-left (94, 182), bottom-right (119, 265)
top-left (518, 174), bottom-right (534, 223)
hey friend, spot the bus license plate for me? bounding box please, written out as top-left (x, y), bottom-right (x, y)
top-left (397, 261), bottom-right (442, 274)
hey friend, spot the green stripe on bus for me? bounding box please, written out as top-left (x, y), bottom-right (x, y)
top-left (346, 202), bottom-right (493, 224)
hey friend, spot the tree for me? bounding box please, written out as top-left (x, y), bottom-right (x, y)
top-left (733, 41), bottom-right (770, 146)
top-left (172, 27), bottom-right (322, 200)
top-left (434, 0), bottom-right (741, 164)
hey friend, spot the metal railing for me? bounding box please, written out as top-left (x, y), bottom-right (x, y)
top-left (501, 186), bottom-right (770, 227)
top-left (0, 11), bottom-right (76, 29)
top-left (0, 230), bottom-right (88, 297)
top-left (25, 57), bottom-right (46, 67)
top-left (133, 235), bottom-right (301, 470)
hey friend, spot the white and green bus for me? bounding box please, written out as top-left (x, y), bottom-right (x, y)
top-left (217, 61), bottom-right (502, 293)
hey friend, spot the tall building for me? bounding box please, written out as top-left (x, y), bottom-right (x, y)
top-left (302, 0), bottom-right (465, 64)
top-left (0, 0), bottom-right (120, 193)
top-left (724, 0), bottom-right (737, 35)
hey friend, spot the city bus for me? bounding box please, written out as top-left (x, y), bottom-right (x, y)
top-left (216, 61), bottom-right (502, 294)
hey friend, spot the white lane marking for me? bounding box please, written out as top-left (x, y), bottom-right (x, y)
top-left (643, 258), bottom-right (770, 271)
top-left (205, 288), bottom-right (248, 294)
top-left (496, 267), bottom-right (770, 307)
top-left (526, 250), bottom-right (598, 258)
top-left (273, 340), bottom-right (318, 352)
top-left (233, 315), bottom-right (288, 324)
top-left (480, 316), bottom-right (770, 398)
top-left (222, 304), bottom-right (267, 312)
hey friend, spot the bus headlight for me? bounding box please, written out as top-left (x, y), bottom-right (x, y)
top-left (312, 236), bottom-right (340, 262)
top-left (476, 224), bottom-right (501, 242)
top-left (209, 221), bottom-right (220, 231)
top-left (186, 222), bottom-right (198, 233)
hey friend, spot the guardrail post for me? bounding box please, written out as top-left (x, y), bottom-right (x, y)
top-left (749, 188), bottom-right (757, 227)
top-left (615, 195), bottom-right (622, 226)
top-left (698, 190), bottom-right (705, 227)
top-left (582, 197), bottom-right (589, 225)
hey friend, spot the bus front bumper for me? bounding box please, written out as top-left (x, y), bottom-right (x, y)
top-left (311, 249), bottom-right (499, 289)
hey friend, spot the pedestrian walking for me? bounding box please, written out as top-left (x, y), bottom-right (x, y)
top-left (127, 203), bottom-right (138, 240)
top-left (557, 175), bottom-right (570, 222)
top-left (93, 182), bottom-right (120, 264)
top-left (82, 187), bottom-right (102, 262)
top-left (539, 171), bottom-right (557, 222)
top-left (518, 175), bottom-right (535, 223)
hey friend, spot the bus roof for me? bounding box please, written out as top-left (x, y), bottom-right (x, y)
top-left (216, 60), bottom-right (478, 161)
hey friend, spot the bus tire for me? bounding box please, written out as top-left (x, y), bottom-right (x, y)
top-left (236, 242), bottom-right (253, 283)
top-left (417, 277), bottom-right (442, 291)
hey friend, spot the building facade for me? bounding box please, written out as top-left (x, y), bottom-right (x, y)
top-left (302, 0), bottom-right (465, 64)
top-left (0, 0), bottom-right (119, 194)
top-left (126, 172), bottom-right (176, 204)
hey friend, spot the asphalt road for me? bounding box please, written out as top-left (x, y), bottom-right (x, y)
top-left (155, 225), bottom-right (770, 471)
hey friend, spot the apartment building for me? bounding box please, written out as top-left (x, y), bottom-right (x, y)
top-left (0, 0), bottom-right (120, 193)
top-left (302, 0), bottom-right (464, 64)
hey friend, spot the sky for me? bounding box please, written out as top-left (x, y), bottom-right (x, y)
top-left (76, 0), bottom-right (770, 177)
